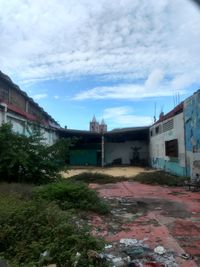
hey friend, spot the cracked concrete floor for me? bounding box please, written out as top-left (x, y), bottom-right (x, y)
top-left (89, 182), bottom-right (200, 267)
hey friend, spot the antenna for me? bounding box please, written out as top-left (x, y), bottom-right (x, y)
top-left (154, 102), bottom-right (157, 122)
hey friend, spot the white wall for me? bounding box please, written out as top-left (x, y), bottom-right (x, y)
top-left (105, 140), bottom-right (148, 165)
top-left (1, 110), bottom-right (58, 146)
top-left (150, 112), bottom-right (186, 175)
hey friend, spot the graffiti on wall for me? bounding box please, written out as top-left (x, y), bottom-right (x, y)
top-left (184, 91), bottom-right (200, 153)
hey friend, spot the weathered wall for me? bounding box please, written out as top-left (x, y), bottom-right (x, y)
top-left (105, 140), bottom-right (149, 165)
top-left (0, 110), bottom-right (59, 145)
top-left (184, 90), bottom-right (200, 179)
top-left (0, 108), bottom-right (4, 124)
top-left (150, 112), bottom-right (186, 176)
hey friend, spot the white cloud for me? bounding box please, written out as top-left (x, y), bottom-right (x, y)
top-left (72, 69), bottom-right (187, 101)
top-left (102, 106), bottom-right (152, 128)
top-left (54, 95), bottom-right (60, 100)
top-left (0, 0), bottom-right (200, 93)
top-left (32, 93), bottom-right (48, 100)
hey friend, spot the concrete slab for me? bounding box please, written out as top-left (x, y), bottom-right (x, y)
top-left (89, 182), bottom-right (200, 266)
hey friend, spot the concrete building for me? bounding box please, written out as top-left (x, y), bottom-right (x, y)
top-left (149, 103), bottom-right (186, 176)
top-left (2, 70), bottom-right (200, 179)
top-left (104, 127), bottom-right (149, 166)
top-left (0, 71), bottom-right (59, 145)
top-left (184, 90), bottom-right (200, 179)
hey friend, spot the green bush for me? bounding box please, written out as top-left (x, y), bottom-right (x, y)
top-left (0, 194), bottom-right (105, 267)
top-left (0, 123), bottom-right (71, 184)
top-left (34, 181), bottom-right (109, 214)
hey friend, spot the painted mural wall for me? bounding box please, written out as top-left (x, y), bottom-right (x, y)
top-left (150, 112), bottom-right (186, 176)
top-left (105, 140), bottom-right (149, 165)
top-left (184, 90), bottom-right (200, 179)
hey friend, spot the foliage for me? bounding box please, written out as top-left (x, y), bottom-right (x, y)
top-left (0, 123), bottom-right (71, 184)
top-left (134, 171), bottom-right (189, 186)
top-left (0, 193), bottom-right (106, 267)
top-left (68, 172), bottom-right (127, 184)
top-left (34, 181), bottom-right (109, 214)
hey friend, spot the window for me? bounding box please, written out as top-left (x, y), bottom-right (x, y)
top-left (165, 139), bottom-right (178, 157)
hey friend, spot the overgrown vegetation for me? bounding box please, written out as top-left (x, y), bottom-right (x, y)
top-left (34, 181), bottom-right (109, 214)
top-left (68, 170), bottom-right (189, 187)
top-left (0, 124), bottom-right (109, 266)
top-left (0, 193), bottom-right (105, 267)
top-left (0, 123), bottom-right (71, 184)
top-left (68, 172), bottom-right (127, 184)
top-left (134, 171), bottom-right (189, 186)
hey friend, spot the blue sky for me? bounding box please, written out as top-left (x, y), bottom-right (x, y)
top-left (0, 0), bottom-right (200, 130)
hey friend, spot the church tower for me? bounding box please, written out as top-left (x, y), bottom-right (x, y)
top-left (99, 119), bottom-right (107, 133)
top-left (90, 115), bottom-right (99, 132)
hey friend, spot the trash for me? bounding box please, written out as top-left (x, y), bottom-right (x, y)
top-left (154, 246), bottom-right (166, 255)
top-left (41, 250), bottom-right (50, 257)
top-left (180, 253), bottom-right (192, 260)
top-left (125, 246), bottom-right (146, 258)
top-left (73, 252), bottom-right (81, 267)
top-left (120, 238), bottom-right (138, 246)
top-left (128, 262), bottom-right (143, 267)
top-left (105, 244), bottom-right (113, 249)
top-left (112, 257), bottom-right (125, 267)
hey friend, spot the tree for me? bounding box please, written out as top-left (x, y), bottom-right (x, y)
top-left (0, 123), bottom-right (71, 184)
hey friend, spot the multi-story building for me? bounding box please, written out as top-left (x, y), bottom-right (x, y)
top-left (0, 71), bottom-right (59, 145)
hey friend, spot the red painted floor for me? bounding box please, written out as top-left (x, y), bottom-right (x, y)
top-left (90, 182), bottom-right (200, 267)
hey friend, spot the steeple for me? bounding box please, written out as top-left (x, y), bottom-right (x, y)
top-left (92, 115), bottom-right (97, 122)
top-left (89, 116), bottom-right (107, 133)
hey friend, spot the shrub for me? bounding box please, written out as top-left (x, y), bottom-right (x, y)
top-left (0, 123), bottom-right (71, 184)
top-left (68, 172), bottom-right (127, 184)
top-left (134, 171), bottom-right (189, 186)
top-left (0, 194), bottom-right (105, 267)
top-left (34, 181), bottom-right (109, 214)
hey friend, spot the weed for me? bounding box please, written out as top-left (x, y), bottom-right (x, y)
top-left (133, 171), bottom-right (189, 186)
top-left (68, 172), bottom-right (127, 184)
top-left (34, 181), bottom-right (109, 214)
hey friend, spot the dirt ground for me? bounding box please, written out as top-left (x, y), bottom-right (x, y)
top-left (62, 166), bottom-right (152, 178)
top-left (89, 182), bottom-right (200, 267)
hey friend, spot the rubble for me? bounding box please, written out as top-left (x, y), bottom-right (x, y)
top-left (100, 238), bottom-right (179, 267)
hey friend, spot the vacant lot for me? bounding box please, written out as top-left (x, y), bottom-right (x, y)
top-left (62, 166), bottom-right (152, 178)
top-left (89, 181), bottom-right (200, 267)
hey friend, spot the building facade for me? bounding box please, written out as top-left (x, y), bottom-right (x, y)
top-left (0, 71), bottom-right (59, 145)
top-left (184, 90), bottom-right (200, 179)
top-left (149, 103), bottom-right (187, 177)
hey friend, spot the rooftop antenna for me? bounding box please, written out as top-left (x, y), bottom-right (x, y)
top-left (172, 89), bottom-right (175, 108)
top-left (154, 102), bottom-right (157, 122)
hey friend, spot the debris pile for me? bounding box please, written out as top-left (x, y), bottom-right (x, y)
top-left (100, 238), bottom-right (178, 267)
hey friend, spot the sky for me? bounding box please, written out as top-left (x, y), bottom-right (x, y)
top-left (0, 0), bottom-right (200, 130)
